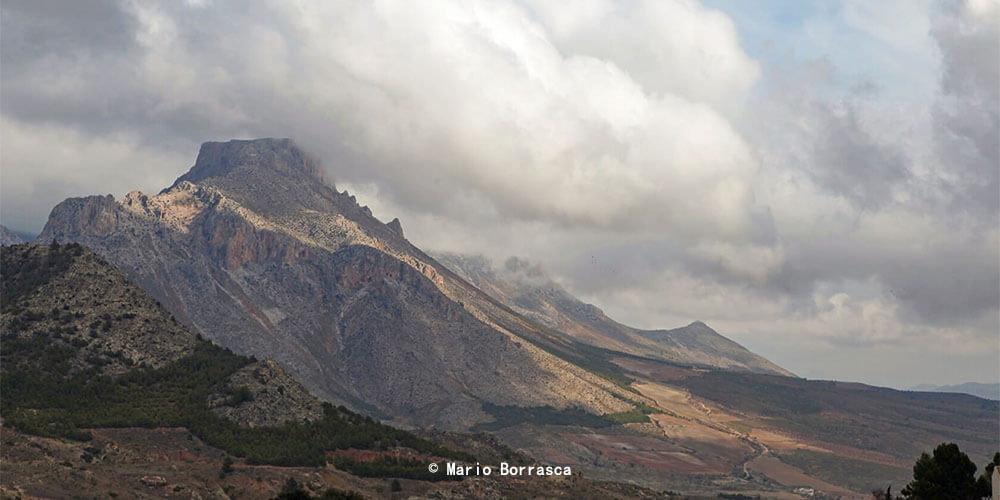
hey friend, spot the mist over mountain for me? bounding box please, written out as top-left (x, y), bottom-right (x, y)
top-left (435, 252), bottom-right (791, 376)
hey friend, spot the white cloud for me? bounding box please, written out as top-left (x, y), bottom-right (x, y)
top-left (0, 117), bottom-right (185, 231)
top-left (1, 0), bottom-right (996, 387)
top-left (524, 0), bottom-right (761, 116)
top-left (120, 0), bottom-right (761, 238)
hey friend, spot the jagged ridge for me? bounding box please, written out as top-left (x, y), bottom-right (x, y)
top-left (39, 138), bottom-right (648, 429)
top-left (435, 253), bottom-right (792, 376)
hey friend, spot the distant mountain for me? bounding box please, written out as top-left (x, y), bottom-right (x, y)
top-left (910, 382), bottom-right (999, 400)
top-left (39, 138), bottom-right (651, 429)
top-left (435, 253), bottom-right (793, 376)
top-left (0, 225), bottom-right (26, 245)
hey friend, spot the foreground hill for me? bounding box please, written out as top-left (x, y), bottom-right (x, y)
top-left (435, 254), bottom-right (791, 376)
top-left (38, 138), bottom-right (657, 429)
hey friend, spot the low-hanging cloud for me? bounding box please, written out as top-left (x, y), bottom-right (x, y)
top-left (3, 0), bottom-right (763, 240)
top-left (1, 0), bottom-right (996, 388)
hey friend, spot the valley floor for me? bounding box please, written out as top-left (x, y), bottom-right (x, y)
top-left (488, 357), bottom-right (995, 500)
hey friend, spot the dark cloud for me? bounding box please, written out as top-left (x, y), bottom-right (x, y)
top-left (808, 103), bottom-right (910, 209)
top-left (0, 0), bottom-right (996, 387)
top-left (931, 0), bottom-right (999, 221)
top-left (0, 0), bottom-right (137, 63)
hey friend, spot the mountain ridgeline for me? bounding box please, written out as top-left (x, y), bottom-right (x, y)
top-left (434, 253), bottom-right (792, 376)
top-left (39, 138), bottom-right (677, 429)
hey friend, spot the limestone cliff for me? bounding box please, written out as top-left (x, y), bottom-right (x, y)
top-left (39, 139), bottom-right (644, 429)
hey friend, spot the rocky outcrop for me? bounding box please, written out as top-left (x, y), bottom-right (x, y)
top-left (39, 138), bottom-right (644, 429)
top-left (386, 217), bottom-right (404, 238)
top-left (208, 359), bottom-right (324, 427)
top-left (435, 253), bottom-right (793, 376)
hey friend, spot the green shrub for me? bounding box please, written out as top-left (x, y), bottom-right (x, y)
top-left (1, 340), bottom-right (472, 467)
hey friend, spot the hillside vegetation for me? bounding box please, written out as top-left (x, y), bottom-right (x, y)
top-left (1, 242), bottom-right (469, 476)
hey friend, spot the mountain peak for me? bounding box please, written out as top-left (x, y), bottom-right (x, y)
top-left (386, 217), bottom-right (404, 238)
top-left (159, 138), bottom-right (368, 217)
top-left (167, 138), bottom-right (324, 191)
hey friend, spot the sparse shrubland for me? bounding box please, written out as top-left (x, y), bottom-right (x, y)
top-left (1, 243), bottom-right (472, 478)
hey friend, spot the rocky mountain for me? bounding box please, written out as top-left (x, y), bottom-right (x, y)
top-left (1, 241), bottom-right (672, 500)
top-left (16, 141), bottom-right (996, 498)
top-left (38, 138), bottom-right (649, 429)
top-left (0, 242), bottom-right (321, 427)
top-left (0, 225), bottom-right (26, 246)
top-left (435, 254), bottom-right (792, 376)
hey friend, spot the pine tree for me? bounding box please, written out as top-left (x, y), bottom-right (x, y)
top-left (901, 443), bottom-right (980, 500)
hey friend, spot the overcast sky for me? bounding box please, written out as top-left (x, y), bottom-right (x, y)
top-left (2, 0), bottom-right (997, 389)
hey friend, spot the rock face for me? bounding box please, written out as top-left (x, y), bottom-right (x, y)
top-left (39, 138), bottom-right (643, 429)
top-left (207, 358), bottom-right (324, 427)
top-left (0, 225), bottom-right (26, 246)
top-left (0, 242), bottom-right (321, 427)
top-left (435, 254), bottom-right (793, 376)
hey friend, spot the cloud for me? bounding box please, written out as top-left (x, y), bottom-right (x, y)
top-left (1, 0), bottom-right (996, 387)
top-left (930, 0), bottom-right (999, 221)
top-left (0, 117), bottom-right (185, 231)
top-left (524, 0), bottom-right (760, 116)
top-left (807, 101), bottom-right (911, 209)
top-left (2, 0), bottom-right (763, 241)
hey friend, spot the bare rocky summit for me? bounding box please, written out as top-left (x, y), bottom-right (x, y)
top-left (39, 138), bottom-right (646, 429)
top-left (436, 253), bottom-right (792, 376)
